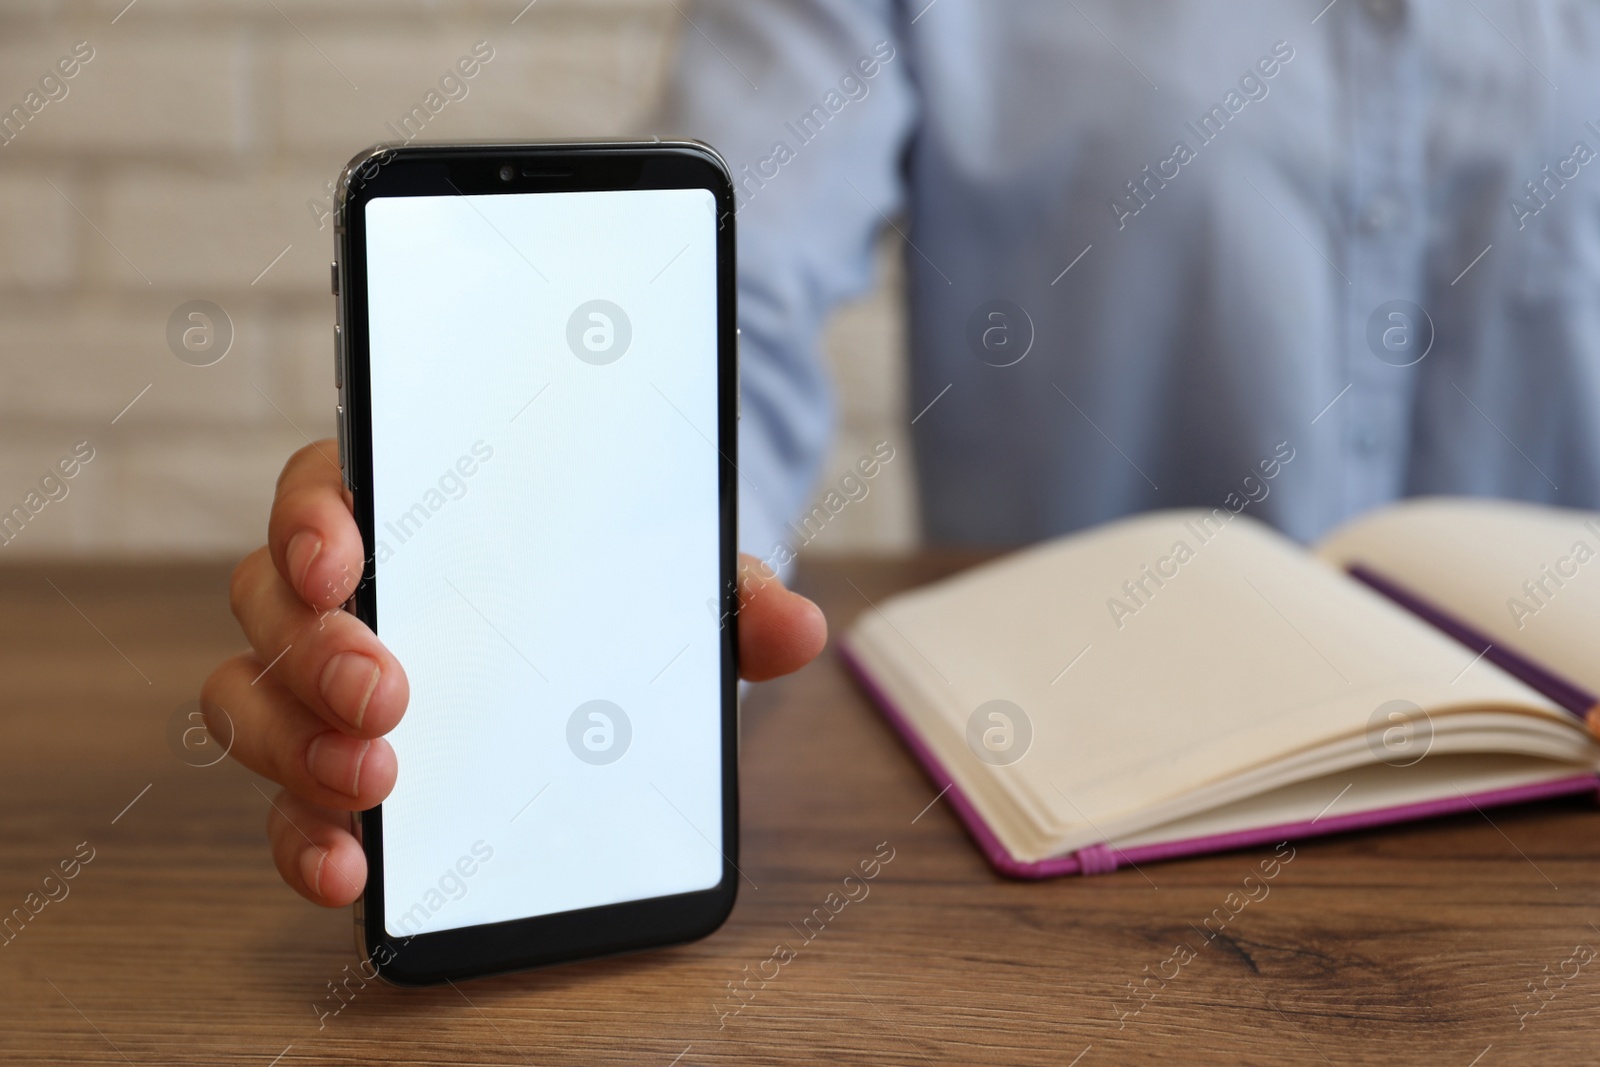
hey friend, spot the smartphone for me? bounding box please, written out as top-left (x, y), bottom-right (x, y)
top-left (333, 141), bottom-right (739, 985)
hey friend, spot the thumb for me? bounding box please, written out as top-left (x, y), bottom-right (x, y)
top-left (735, 553), bottom-right (827, 682)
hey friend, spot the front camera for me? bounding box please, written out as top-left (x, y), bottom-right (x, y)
top-left (498, 164), bottom-right (514, 182)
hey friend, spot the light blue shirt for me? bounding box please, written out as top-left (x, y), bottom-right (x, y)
top-left (655, 0), bottom-right (1600, 561)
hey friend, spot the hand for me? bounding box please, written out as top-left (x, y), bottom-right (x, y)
top-left (201, 440), bottom-right (829, 907)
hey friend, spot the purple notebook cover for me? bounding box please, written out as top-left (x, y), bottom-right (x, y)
top-left (838, 562), bottom-right (1600, 880)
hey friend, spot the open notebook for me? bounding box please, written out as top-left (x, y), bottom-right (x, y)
top-left (840, 498), bottom-right (1600, 877)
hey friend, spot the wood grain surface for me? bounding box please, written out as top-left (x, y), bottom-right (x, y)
top-left (0, 556), bottom-right (1597, 1066)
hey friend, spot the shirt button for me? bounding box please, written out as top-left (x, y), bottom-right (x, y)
top-left (1358, 192), bottom-right (1405, 233)
top-left (1363, 0), bottom-right (1405, 28)
top-left (1348, 420), bottom-right (1382, 454)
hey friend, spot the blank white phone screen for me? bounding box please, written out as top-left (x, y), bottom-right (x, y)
top-left (364, 187), bottom-right (724, 937)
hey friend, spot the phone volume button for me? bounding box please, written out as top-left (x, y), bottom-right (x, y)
top-left (336, 402), bottom-right (348, 472)
top-left (333, 323), bottom-right (343, 390)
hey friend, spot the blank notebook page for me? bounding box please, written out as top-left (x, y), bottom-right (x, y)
top-left (1316, 498), bottom-right (1600, 697)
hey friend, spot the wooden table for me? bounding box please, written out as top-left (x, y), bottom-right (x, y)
top-left (2, 556), bottom-right (1597, 1066)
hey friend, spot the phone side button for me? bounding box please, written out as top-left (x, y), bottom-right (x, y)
top-left (330, 261), bottom-right (339, 297)
top-left (735, 327), bottom-right (741, 421)
top-left (351, 896), bottom-right (366, 961)
top-left (336, 403), bottom-right (348, 471)
top-left (333, 324), bottom-right (343, 390)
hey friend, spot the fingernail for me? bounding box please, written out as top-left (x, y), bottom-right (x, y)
top-left (319, 652), bottom-right (381, 729)
top-left (286, 531), bottom-right (323, 600)
top-left (300, 844), bottom-right (327, 898)
top-left (307, 733), bottom-right (370, 798)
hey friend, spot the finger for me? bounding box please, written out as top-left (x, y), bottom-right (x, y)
top-left (230, 547), bottom-right (409, 738)
top-left (203, 653), bottom-right (398, 811)
top-left (265, 788), bottom-right (368, 907)
top-left (268, 439), bottom-right (365, 610)
top-left (736, 553), bottom-right (827, 682)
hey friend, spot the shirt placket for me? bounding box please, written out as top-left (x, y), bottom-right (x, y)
top-left (1337, 0), bottom-right (1428, 520)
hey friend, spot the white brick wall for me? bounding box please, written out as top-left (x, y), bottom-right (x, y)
top-left (0, 0), bottom-right (913, 558)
